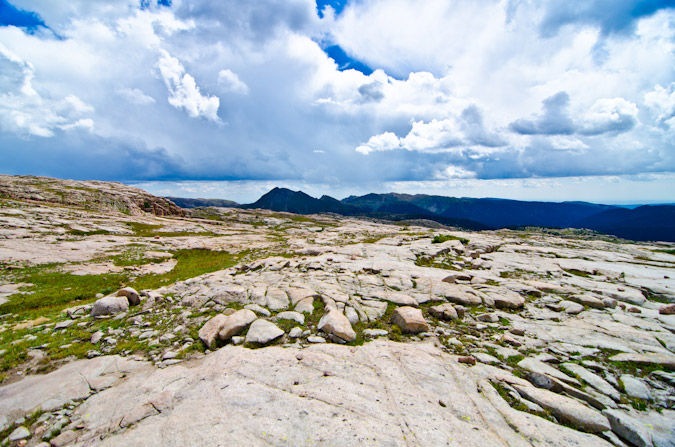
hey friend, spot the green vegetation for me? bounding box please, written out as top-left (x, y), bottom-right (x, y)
top-left (432, 234), bottom-right (469, 245)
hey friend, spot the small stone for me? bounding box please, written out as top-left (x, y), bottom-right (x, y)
top-left (318, 309), bottom-right (356, 342)
top-left (509, 327), bottom-right (525, 336)
top-left (162, 350), bottom-right (178, 360)
top-left (244, 304), bottom-right (271, 317)
top-left (49, 429), bottom-right (77, 447)
top-left (391, 306), bottom-right (430, 334)
top-left (288, 327), bottom-right (303, 338)
top-left (231, 336), bottom-right (245, 345)
top-left (307, 336), bottom-right (326, 343)
top-left (117, 287), bottom-right (141, 306)
top-left (54, 320), bottom-right (74, 330)
top-left (439, 399), bottom-right (447, 407)
top-left (429, 303), bottom-right (458, 321)
top-left (363, 329), bottom-right (388, 337)
top-left (458, 356), bottom-right (476, 366)
top-left (476, 313), bottom-right (499, 323)
top-left (198, 314), bottom-right (229, 349)
top-left (91, 295), bottom-right (129, 317)
top-left (344, 306), bottom-right (359, 325)
top-left (627, 307), bottom-right (641, 313)
top-left (528, 372), bottom-right (555, 390)
top-left (245, 319), bottom-right (284, 345)
top-left (9, 426), bottom-right (30, 441)
top-left (90, 330), bottom-right (103, 344)
top-left (659, 304), bottom-right (675, 315)
top-left (502, 333), bottom-right (522, 347)
top-left (218, 309), bottom-right (257, 340)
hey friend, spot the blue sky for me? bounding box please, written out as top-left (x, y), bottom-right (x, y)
top-left (0, 0), bottom-right (674, 203)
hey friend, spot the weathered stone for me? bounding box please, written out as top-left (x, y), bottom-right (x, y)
top-left (513, 385), bottom-right (610, 433)
top-left (244, 319), bottom-right (284, 345)
top-left (344, 306), bottom-right (359, 325)
top-left (434, 282), bottom-right (482, 306)
top-left (244, 304), bottom-right (271, 317)
top-left (54, 320), bottom-right (74, 329)
top-left (558, 300), bottom-right (584, 314)
top-left (288, 327), bottom-right (303, 338)
top-left (218, 309), bottom-right (258, 341)
top-left (91, 295), bottom-right (129, 317)
top-left (457, 356), bottom-right (476, 366)
top-left (391, 306), bottom-right (430, 333)
top-left (428, 303), bottom-right (458, 321)
top-left (603, 409), bottom-right (653, 447)
top-left (486, 289), bottom-right (526, 309)
top-left (90, 331), bottom-right (103, 345)
top-left (318, 309), bottom-right (356, 342)
top-left (562, 363), bottom-right (620, 401)
top-left (117, 287), bottom-right (141, 306)
top-left (517, 358), bottom-right (581, 386)
top-left (198, 314), bottom-right (228, 349)
top-left (620, 375), bottom-right (651, 401)
top-left (363, 329), bottom-right (388, 337)
top-left (294, 297), bottom-right (315, 314)
top-left (265, 288), bottom-right (289, 310)
top-left (569, 294), bottom-right (605, 309)
top-left (307, 336), bottom-right (326, 343)
top-left (476, 313), bottom-right (499, 323)
top-left (9, 426), bottom-right (30, 441)
top-left (49, 429), bottom-right (78, 446)
top-left (659, 304), bottom-right (675, 315)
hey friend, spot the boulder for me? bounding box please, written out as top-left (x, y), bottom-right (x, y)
top-left (199, 314), bottom-right (229, 349)
top-left (391, 306), bottom-right (430, 333)
top-left (428, 303), bottom-right (458, 321)
top-left (620, 375), bottom-right (651, 401)
top-left (245, 319), bottom-right (284, 345)
top-left (218, 310), bottom-right (257, 341)
top-left (569, 294), bottom-right (605, 310)
top-left (659, 304), bottom-right (675, 315)
top-left (513, 385), bottom-right (610, 433)
top-left (558, 300), bottom-right (584, 315)
top-left (91, 295), bottom-right (129, 317)
top-left (433, 282), bottom-right (482, 306)
top-left (476, 313), bottom-right (499, 323)
top-left (117, 287), bottom-right (141, 306)
top-left (294, 297), bottom-right (315, 314)
top-left (485, 289), bottom-right (526, 309)
top-left (603, 409), bottom-right (653, 447)
top-left (561, 363), bottom-right (620, 401)
top-left (318, 309), bottom-right (356, 342)
top-left (517, 358), bottom-right (581, 386)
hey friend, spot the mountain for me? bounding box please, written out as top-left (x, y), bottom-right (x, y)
top-left (241, 188), bottom-right (675, 242)
top-left (344, 193), bottom-right (614, 228)
top-left (166, 197), bottom-right (239, 208)
top-left (242, 187), bottom-right (358, 215)
top-left (575, 205), bottom-right (675, 242)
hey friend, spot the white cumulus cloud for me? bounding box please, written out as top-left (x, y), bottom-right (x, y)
top-left (217, 69), bottom-right (249, 95)
top-left (156, 49), bottom-right (220, 122)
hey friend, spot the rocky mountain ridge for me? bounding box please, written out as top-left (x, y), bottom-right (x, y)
top-left (0, 176), bottom-right (674, 446)
top-left (0, 175), bottom-right (184, 217)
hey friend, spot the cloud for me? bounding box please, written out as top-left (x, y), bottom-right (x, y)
top-left (155, 49), bottom-right (220, 121)
top-left (356, 131), bottom-right (400, 155)
top-left (117, 87), bottom-right (156, 105)
top-left (0, 43), bottom-right (94, 137)
top-left (509, 91), bottom-right (638, 136)
top-left (536, 0), bottom-right (675, 37)
top-left (644, 83), bottom-right (675, 129)
top-left (578, 97), bottom-right (638, 135)
top-left (357, 81), bottom-right (383, 103)
top-left (509, 92), bottom-right (575, 135)
top-left (217, 69), bottom-right (249, 95)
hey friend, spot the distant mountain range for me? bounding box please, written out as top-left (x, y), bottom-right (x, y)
top-left (169, 187), bottom-right (675, 242)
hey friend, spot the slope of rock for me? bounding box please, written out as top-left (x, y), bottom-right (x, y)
top-left (0, 175), bottom-right (184, 216)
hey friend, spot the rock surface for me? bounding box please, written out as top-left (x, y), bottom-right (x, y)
top-left (91, 295), bottom-right (129, 317)
top-left (318, 309), bottom-right (356, 342)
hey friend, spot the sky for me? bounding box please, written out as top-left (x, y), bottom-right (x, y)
top-left (0, 0), bottom-right (674, 204)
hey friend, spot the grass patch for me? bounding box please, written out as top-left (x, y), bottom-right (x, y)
top-left (432, 234), bottom-right (469, 245)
